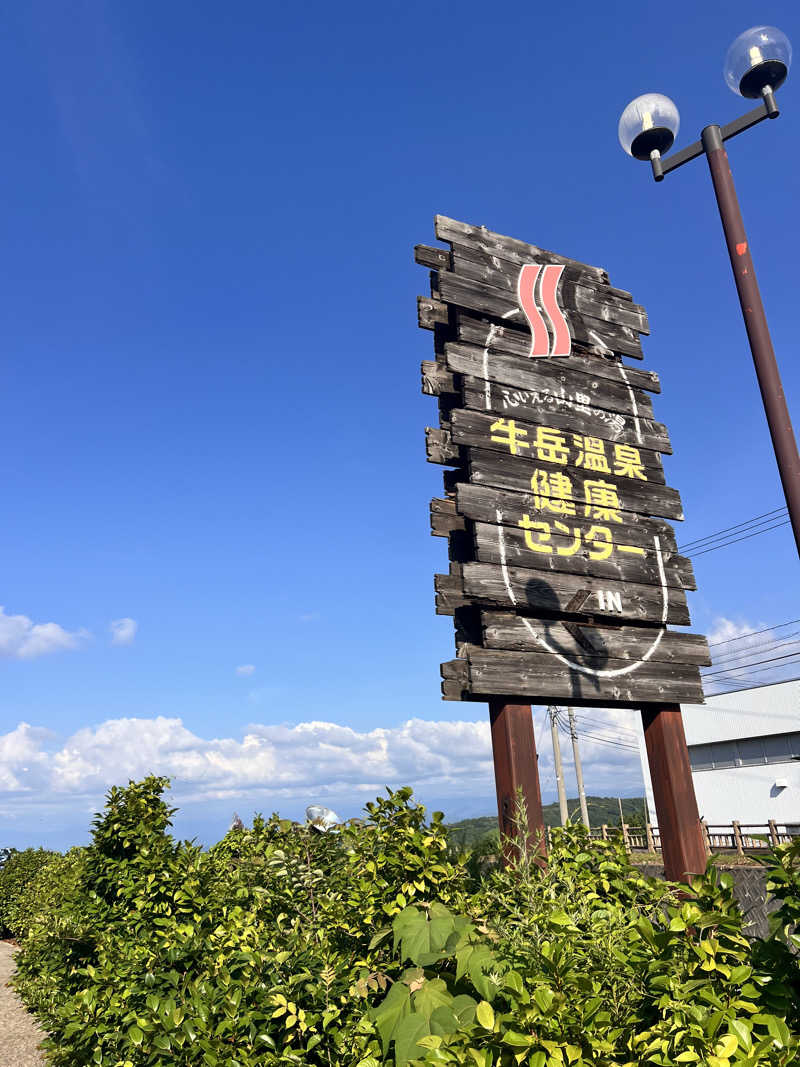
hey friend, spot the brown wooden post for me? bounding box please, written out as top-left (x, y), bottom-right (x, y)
top-left (732, 820), bottom-right (744, 856)
top-left (641, 704), bottom-right (707, 882)
top-left (700, 819), bottom-right (713, 858)
top-left (489, 699), bottom-right (546, 864)
top-left (601, 824), bottom-right (608, 840)
top-left (768, 819), bottom-right (780, 847)
top-left (645, 822), bottom-right (655, 853)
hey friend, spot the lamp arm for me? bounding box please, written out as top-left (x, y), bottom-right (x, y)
top-left (651, 97), bottom-right (779, 182)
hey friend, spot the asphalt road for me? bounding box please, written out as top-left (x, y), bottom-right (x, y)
top-left (0, 941), bottom-right (46, 1066)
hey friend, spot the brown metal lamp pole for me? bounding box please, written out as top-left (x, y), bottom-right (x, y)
top-left (699, 125), bottom-right (800, 556)
top-left (652, 89), bottom-right (800, 557)
top-left (620, 26), bottom-right (797, 554)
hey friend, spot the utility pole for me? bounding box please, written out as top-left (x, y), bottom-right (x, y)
top-left (549, 706), bottom-right (569, 827)
top-left (567, 707), bottom-right (590, 829)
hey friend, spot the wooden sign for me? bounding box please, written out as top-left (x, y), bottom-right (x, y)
top-left (417, 215), bottom-right (710, 709)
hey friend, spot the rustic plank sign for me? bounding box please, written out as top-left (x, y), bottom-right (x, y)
top-left (417, 215), bottom-right (710, 881)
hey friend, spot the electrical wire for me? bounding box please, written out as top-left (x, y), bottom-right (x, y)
top-left (702, 648), bottom-right (800, 679)
top-left (678, 506), bottom-right (786, 552)
top-left (689, 520), bottom-right (791, 558)
top-left (707, 628), bottom-right (800, 667)
top-left (708, 618), bottom-right (800, 648)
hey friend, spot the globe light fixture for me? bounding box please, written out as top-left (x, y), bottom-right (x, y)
top-left (618, 93), bottom-right (680, 160)
top-left (618, 28), bottom-right (800, 561)
top-left (724, 25), bottom-right (792, 99)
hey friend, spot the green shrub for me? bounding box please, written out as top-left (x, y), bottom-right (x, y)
top-left (0, 847), bottom-right (61, 938)
top-left (10, 782), bottom-right (800, 1066)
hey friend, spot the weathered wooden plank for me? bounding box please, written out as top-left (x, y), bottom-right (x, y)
top-left (418, 295), bottom-right (449, 329)
top-left (455, 482), bottom-right (680, 553)
top-left (460, 376), bottom-right (670, 455)
top-left (466, 447), bottom-right (684, 521)
top-left (426, 426), bottom-right (458, 465)
top-left (449, 248), bottom-right (650, 334)
top-left (415, 244), bottom-right (451, 270)
top-left (449, 408), bottom-right (665, 483)
top-left (445, 341), bottom-right (656, 424)
top-left (470, 520), bottom-right (695, 591)
top-left (435, 569), bottom-right (468, 615)
top-left (421, 360), bottom-right (457, 397)
top-left (479, 611), bottom-right (711, 665)
top-left (434, 216), bottom-right (611, 286)
top-left (431, 497), bottom-right (466, 537)
top-left (460, 560), bottom-right (691, 625)
top-left (437, 271), bottom-right (644, 360)
top-left (456, 314), bottom-right (660, 393)
top-left (453, 646), bottom-right (705, 705)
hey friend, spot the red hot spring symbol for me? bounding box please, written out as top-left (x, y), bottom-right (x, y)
top-left (517, 263), bottom-right (572, 358)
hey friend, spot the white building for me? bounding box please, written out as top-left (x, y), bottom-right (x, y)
top-left (640, 679), bottom-right (800, 828)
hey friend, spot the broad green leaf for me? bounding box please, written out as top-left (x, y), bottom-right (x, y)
top-left (475, 1000), bottom-right (495, 1030)
top-left (393, 1013), bottom-right (431, 1066)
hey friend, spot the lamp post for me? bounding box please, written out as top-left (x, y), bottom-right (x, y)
top-left (618, 26), bottom-right (800, 559)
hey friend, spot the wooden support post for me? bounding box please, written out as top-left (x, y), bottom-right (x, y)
top-left (700, 819), bottom-right (712, 858)
top-left (489, 700), bottom-right (546, 864)
top-left (768, 819), bottom-right (780, 847)
top-left (641, 704), bottom-right (707, 882)
top-left (621, 823), bottom-right (630, 852)
top-left (732, 820), bottom-right (744, 856)
top-left (601, 824), bottom-right (608, 840)
top-left (645, 822), bottom-right (655, 853)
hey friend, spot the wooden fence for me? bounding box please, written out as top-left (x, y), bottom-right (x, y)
top-left (546, 820), bottom-right (799, 856)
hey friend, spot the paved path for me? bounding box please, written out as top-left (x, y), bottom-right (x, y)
top-left (0, 941), bottom-right (46, 1066)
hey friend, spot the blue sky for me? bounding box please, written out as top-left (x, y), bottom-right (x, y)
top-left (2, 1), bottom-right (799, 849)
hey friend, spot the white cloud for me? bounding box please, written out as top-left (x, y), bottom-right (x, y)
top-left (0, 712), bottom-right (642, 822)
top-left (701, 615), bottom-right (800, 694)
top-left (0, 606), bottom-right (89, 660)
top-left (109, 618), bottom-right (137, 646)
top-left (236, 664), bottom-right (256, 676)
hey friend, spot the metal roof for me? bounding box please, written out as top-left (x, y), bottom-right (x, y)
top-left (682, 678), bottom-right (800, 746)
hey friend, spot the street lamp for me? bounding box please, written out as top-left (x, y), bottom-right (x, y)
top-left (619, 26), bottom-right (800, 560)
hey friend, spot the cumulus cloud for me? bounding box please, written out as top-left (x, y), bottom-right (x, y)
top-left (109, 618), bottom-right (137, 646)
top-left (0, 606), bottom-right (89, 660)
top-left (236, 665), bottom-right (256, 676)
top-left (0, 712), bottom-right (642, 820)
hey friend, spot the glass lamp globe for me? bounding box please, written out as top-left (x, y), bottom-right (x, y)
top-left (724, 26), bottom-right (791, 98)
top-left (618, 93), bottom-right (680, 159)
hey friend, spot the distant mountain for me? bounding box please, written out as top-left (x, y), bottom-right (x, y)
top-left (445, 796), bottom-right (647, 849)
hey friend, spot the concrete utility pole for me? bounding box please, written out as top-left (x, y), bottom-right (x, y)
top-left (567, 707), bottom-right (590, 829)
top-left (549, 706), bottom-right (569, 827)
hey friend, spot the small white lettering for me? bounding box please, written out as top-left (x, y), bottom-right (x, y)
top-left (597, 590), bottom-right (623, 613)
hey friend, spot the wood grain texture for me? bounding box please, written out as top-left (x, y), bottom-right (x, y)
top-left (479, 611), bottom-right (711, 665)
top-left (449, 408), bottom-right (665, 483)
top-left (437, 271), bottom-right (644, 360)
top-left (459, 375), bottom-right (669, 454)
top-left (454, 482), bottom-right (680, 552)
top-left (449, 247), bottom-right (649, 334)
top-left (434, 215), bottom-right (611, 286)
top-left (456, 315), bottom-right (660, 393)
top-left (443, 647), bottom-right (705, 704)
top-left (466, 447), bottom-right (684, 521)
top-left (468, 520), bottom-right (695, 591)
top-left (448, 559), bottom-right (691, 625)
top-left (445, 342), bottom-right (655, 422)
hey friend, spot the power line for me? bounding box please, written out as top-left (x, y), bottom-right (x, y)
top-left (573, 710), bottom-right (640, 739)
top-left (689, 520), bottom-right (791, 558)
top-left (678, 506), bottom-right (786, 552)
top-left (708, 628), bottom-right (800, 667)
top-left (708, 618), bottom-right (800, 648)
top-left (702, 648), bottom-right (800, 679)
top-left (556, 712), bottom-right (639, 752)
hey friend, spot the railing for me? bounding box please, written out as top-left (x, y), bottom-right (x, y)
top-left (547, 820), bottom-right (800, 855)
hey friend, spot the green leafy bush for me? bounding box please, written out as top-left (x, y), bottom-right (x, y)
top-left (0, 847), bottom-right (61, 938)
top-left (14, 777), bottom-right (467, 1065)
top-left (10, 781), bottom-right (800, 1066)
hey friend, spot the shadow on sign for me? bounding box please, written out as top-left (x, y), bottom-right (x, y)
top-left (524, 576), bottom-right (609, 700)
